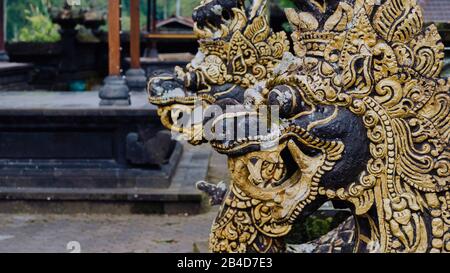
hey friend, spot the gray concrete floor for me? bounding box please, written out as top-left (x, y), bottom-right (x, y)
top-left (0, 149), bottom-right (229, 253)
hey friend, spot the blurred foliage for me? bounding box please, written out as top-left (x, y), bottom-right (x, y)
top-left (277, 0), bottom-right (296, 8)
top-left (285, 216), bottom-right (334, 243)
top-left (7, 0), bottom-right (295, 41)
top-left (274, 0), bottom-right (294, 33)
top-left (285, 211), bottom-right (352, 244)
top-left (8, 0), bottom-right (64, 41)
top-left (304, 216), bottom-right (334, 240)
top-left (16, 1), bottom-right (61, 42)
top-left (7, 0), bottom-right (202, 40)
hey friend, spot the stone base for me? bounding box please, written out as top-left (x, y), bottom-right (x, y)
top-left (0, 91), bottom-right (211, 214)
top-left (0, 144), bottom-right (211, 215)
top-left (99, 76), bottom-right (130, 106)
top-left (99, 98), bottom-right (131, 106)
top-left (0, 189), bottom-right (202, 215)
top-left (126, 68), bottom-right (147, 92)
top-left (0, 62), bottom-right (33, 91)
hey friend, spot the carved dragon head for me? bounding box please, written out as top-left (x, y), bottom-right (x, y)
top-left (148, 0), bottom-right (289, 145)
top-left (148, 0), bottom-right (450, 253)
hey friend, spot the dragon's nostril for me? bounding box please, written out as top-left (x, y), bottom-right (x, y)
top-left (222, 10), bottom-right (231, 20)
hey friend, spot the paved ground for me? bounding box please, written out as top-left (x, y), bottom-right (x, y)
top-left (0, 150), bottom-right (229, 253)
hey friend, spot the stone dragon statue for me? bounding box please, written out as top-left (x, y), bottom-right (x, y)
top-left (148, 0), bottom-right (449, 253)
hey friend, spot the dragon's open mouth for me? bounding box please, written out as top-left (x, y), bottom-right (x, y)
top-left (206, 107), bottom-right (283, 153)
top-left (147, 72), bottom-right (216, 107)
top-left (209, 130), bottom-right (333, 252)
top-left (208, 112), bottom-right (324, 158)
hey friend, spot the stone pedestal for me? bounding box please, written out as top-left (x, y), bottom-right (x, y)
top-left (0, 91), bottom-right (211, 214)
top-left (99, 75), bottom-right (130, 106)
top-left (126, 68), bottom-right (147, 92)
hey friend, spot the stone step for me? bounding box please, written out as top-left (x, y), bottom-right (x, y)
top-left (0, 142), bottom-right (211, 214)
top-left (0, 62), bottom-right (33, 91)
top-left (0, 186), bottom-right (204, 215)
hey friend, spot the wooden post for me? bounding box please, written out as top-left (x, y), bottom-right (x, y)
top-left (0, 0), bottom-right (9, 62)
top-left (108, 0), bottom-right (121, 76)
top-left (130, 0), bottom-right (140, 69)
top-left (125, 0), bottom-right (147, 92)
top-left (99, 0), bottom-right (130, 105)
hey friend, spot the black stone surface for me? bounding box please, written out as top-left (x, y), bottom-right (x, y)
top-left (0, 62), bottom-right (33, 91)
top-left (0, 92), bottom-right (211, 213)
top-left (0, 91), bottom-right (178, 188)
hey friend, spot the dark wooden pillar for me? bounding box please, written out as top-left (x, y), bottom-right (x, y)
top-left (99, 0), bottom-right (130, 105)
top-left (150, 0), bottom-right (158, 58)
top-left (0, 0), bottom-right (9, 62)
top-left (146, 0), bottom-right (157, 33)
top-left (144, 0), bottom-right (158, 58)
top-left (150, 0), bottom-right (157, 33)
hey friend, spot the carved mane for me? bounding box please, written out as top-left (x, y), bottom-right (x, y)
top-left (148, 0), bottom-right (450, 253)
top-left (276, 0), bottom-right (450, 252)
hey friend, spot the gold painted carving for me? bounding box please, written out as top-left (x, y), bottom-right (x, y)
top-left (275, 0), bottom-right (449, 253)
top-left (148, 0), bottom-right (449, 253)
top-left (194, 7), bottom-right (289, 91)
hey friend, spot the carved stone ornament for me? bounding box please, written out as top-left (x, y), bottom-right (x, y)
top-left (148, 0), bottom-right (450, 253)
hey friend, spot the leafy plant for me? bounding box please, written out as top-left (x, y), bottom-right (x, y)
top-left (285, 211), bottom-right (352, 244)
top-left (17, 3), bottom-right (61, 42)
top-left (277, 0), bottom-right (296, 9)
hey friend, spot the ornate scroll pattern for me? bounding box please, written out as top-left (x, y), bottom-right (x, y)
top-left (210, 130), bottom-right (345, 253)
top-left (194, 10), bottom-right (289, 91)
top-left (272, 0), bottom-right (449, 253)
top-left (148, 0), bottom-right (449, 253)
